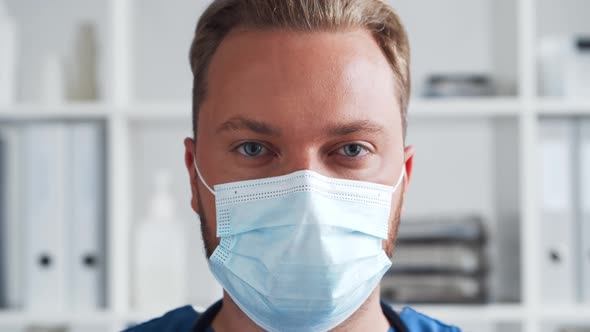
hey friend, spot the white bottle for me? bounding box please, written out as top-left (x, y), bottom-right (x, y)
top-left (0, 0), bottom-right (17, 106)
top-left (40, 53), bottom-right (66, 104)
top-left (134, 170), bottom-right (188, 311)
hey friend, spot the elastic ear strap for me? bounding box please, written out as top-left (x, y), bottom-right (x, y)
top-left (194, 158), bottom-right (216, 195)
top-left (392, 166), bottom-right (406, 193)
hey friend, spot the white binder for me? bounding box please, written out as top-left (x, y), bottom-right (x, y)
top-left (0, 125), bottom-right (24, 308)
top-left (579, 119), bottom-right (590, 303)
top-left (68, 123), bottom-right (105, 310)
top-left (0, 134), bottom-right (5, 306)
top-left (539, 119), bottom-right (577, 303)
top-left (22, 123), bottom-right (69, 311)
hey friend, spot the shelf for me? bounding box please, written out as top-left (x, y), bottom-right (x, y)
top-left (0, 103), bottom-right (191, 121)
top-left (0, 100), bottom-right (524, 121)
top-left (2, 304), bottom-right (588, 326)
top-left (536, 99), bottom-right (590, 116)
top-left (0, 310), bottom-right (119, 325)
top-left (0, 99), bottom-right (581, 120)
top-left (538, 305), bottom-right (590, 321)
top-left (123, 306), bottom-right (203, 324)
top-left (409, 98), bottom-right (522, 118)
top-left (0, 307), bottom-right (204, 326)
top-left (0, 305), bottom-right (523, 326)
top-left (390, 304), bottom-right (590, 323)
top-left (391, 304), bottom-right (525, 322)
top-left (0, 103), bottom-right (112, 120)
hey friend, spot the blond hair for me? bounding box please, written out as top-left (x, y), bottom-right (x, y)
top-left (189, 0), bottom-right (411, 138)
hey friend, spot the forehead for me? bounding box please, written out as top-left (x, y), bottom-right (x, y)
top-left (199, 28), bottom-right (400, 134)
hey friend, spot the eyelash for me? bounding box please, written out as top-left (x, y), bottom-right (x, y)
top-left (234, 141), bottom-right (273, 158)
top-left (334, 143), bottom-right (371, 158)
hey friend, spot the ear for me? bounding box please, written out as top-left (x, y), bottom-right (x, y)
top-left (184, 137), bottom-right (201, 214)
top-left (402, 145), bottom-right (415, 196)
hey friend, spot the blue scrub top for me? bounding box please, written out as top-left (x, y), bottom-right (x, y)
top-left (123, 300), bottom-right (461, 332)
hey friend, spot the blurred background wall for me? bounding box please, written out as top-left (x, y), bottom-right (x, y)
top-left (0, 1), bottom-right (589, 331)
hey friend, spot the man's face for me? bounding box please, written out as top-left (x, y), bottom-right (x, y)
top-left (184, 28), bottom-right (414, 257)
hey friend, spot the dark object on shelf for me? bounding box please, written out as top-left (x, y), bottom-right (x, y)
top-left (577, 37), bottom-right (590, 51)
top-left (387, 266), bottom-right (486, 277)
top-left (382, 215), bottom-right (489, 304)
top-left (559, 328), bottom-right (590, 332)
top-left (381, 274), bottom-right (486, 304)
top-left (390, 243), bottom-right (485, 275)
top-left (396, 215), bottom-right (486, 245)
top-left (423, 74), bottom-right (496, 97)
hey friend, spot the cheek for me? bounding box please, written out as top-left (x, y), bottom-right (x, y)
top-left (389, 188), bottom-right (404, 228)
top-left (195, 180), bottom-right (220, 237)
top-left (371, 139), bottom-right (405, 186)
top-left (203, 194), bottom-right (218, 236)
top-left (382, 191), bottom-right (404, 255)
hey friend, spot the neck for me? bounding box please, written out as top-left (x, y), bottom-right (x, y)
top-left (212, 291), bottom-right (264, 332)
top-left (212, 287), bottom-right (390, 332)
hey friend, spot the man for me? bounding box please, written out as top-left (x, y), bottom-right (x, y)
top-left (127, 0), bottom-right (460, 331)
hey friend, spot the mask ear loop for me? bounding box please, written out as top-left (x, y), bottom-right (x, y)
top-left (193, 158), bottom-right (216, 196)
top-left (392, 166), bottom-right (407, 193)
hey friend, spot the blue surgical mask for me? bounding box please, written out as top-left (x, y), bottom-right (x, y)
top-left (194, 160), bottom-right (405, 332)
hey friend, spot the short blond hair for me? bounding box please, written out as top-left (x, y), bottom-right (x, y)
top-left (189, 0), bottom-right (411, 138)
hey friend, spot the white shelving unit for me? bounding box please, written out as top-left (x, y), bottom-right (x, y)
top-left (1, 0), bottom-right (589, 331)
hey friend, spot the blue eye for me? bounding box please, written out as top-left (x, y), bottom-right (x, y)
top-left (337, 144), bottom-right (369, 157)
top-left (237, 142), bottom-right (267, 157)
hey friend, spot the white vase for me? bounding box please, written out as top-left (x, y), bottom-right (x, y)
top-left (69, 22), bottom-right (98, 100)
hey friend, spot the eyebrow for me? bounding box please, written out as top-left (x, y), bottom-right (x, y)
top-left (217, 116), bottom-right (282, 136)
top-left (216, 116), bottom-right (385, 137)
top-left (327, 120), bottom-right (385, 136)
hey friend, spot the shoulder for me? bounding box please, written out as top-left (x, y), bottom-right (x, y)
top-left (399, 306), bottom-right (462, 332)
top-left (122, 306), bottom-right (199, 332)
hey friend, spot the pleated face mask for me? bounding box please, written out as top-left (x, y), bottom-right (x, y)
top-left (194, 160), bottom-right (405, 332)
